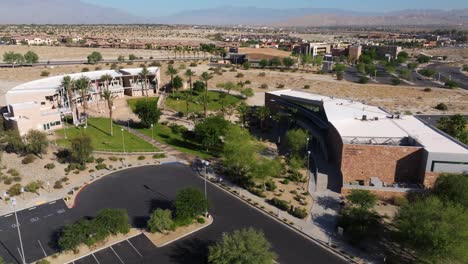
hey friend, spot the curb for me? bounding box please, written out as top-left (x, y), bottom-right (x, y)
top-left (196, 172), bottom-right (361, 263)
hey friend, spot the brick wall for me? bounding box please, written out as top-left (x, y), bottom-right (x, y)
top-left (423, 171), bottom-right (440, 188)
top-left (341, 187), bottom-right (418, 202)
top-left (341, 144), bottom-right (424, 186)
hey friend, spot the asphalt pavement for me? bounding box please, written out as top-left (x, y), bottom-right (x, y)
top-left (0, 163), bottom-right (346, 264)
top-left (426, 63), bottom-right (468, 90)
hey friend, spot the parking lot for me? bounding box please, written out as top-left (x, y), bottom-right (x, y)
top-left (70, 234), bottom-right (153, 264)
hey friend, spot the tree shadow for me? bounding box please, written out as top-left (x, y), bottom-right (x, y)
top-left (315, 196), bottom-right (341, 211)
top-left (167, 237), bottom-right (213, 264)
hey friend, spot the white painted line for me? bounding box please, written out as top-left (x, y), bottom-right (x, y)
top-left (38, 240), bottom-right (47, 258)
top-left (126, 239), bottom-right (143, 257)
top-left (28, 207), bottom-right (36, 210)
top-left (49, 201), bottom-right (56, 204)
top-left (4, 214), bottom-right (12, 218)
top-left (110, 246), bottom-right (125, 264)
top-left (92, 253), bottom-right (101, 264)
top-left (44, 214), bottom-right (54, 218)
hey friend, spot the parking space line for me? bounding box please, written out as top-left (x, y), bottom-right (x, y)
top-left (49, 201), bottom-right (56, 204)
top-left (4, 214), bottom-right (12, 217)
top-left (110, 246), bottom-right (125, 264)
top-left (92, 253), bottom-right (101, 264)
top-left (28, 207), bottom-right (36, 210)
top-left (126, 239), bottom-right (143, 257)
top-left (38, 240), bottom-right (47, 258)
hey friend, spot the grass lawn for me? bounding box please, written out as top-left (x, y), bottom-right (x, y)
top-left (56, 117), bottom-right (158, 152)
top-left (165, 91), bottom-right (242, 113)
top-left (127, 97), bottom-right (159, 112)
top-left (136, 123), bottom-right (212, 158)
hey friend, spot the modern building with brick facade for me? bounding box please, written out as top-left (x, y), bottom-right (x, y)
top-left (266, 90), bottom-right (468, 196)
top-left (3, 67), bottom-right (160, 135)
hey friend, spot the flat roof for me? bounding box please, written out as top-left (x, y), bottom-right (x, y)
top-left (6, 67), bottom-right (159, 93)
top-left (268, 90), bottom-right (468, 154)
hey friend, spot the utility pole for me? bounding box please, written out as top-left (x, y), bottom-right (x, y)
top-left (11, 198), bottom-right (26, 264)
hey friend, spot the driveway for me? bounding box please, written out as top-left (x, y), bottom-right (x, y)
top-left (0, 163), bottom-right (346, 264)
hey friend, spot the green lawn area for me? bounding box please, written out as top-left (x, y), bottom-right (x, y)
top-left (127, 97), bottom-right (159, 112)
top-left (56, 117), bottom-right (158, 152)
top-left (165, 91), bottom-right (242, 113)
top-left (136, 123), bottom-right (212, 158)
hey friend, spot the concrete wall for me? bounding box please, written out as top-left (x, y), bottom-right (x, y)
top-left (341, 144), bottom-right (424, 186)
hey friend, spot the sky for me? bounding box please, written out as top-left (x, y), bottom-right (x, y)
top-left (81, 0), bottom-right (467, 16)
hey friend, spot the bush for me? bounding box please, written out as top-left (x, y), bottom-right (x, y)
top-left (189, 62), bottom-right (197, 67)
top-left (81, 67), bottom-right (90, 72)
top-left (393, 196), bottom-right (409, 207)
top-left (153, 153), bottom-right (166, 159)
top-left (358, 76), bottom-right (369, 84)
top-left (108, 156), bottom-right (118, 161)
top-left (13, 176), bottom-right (22, 182)
top-left (418, 68), bottom-right (436, 77)
top-left (40, 71), bottom-right (50, 77)
top-left (25, 181), bottom-right (42, 193)
top-left (277, 84), bottom-right (285, 88)
top-left (423, 87), bottom-right (432, 92)
top-left (435, 103), bottom-right (448, 111)
top-left (21, 154), bottom-right (36, 164)
top-left (174, 187), bottom-right (208, 223)
top-left (244, 80), bottom-right (251, 85)
top-left (8, 184), bottom-right (22, 196)
top-left (269, 198), bottom-right (290, 211)
top-left (445, 80), bottom-right (458, 89)
top-left (236, 73), bottom-right (244, 78)
top-left (196, 217), bottom-right (206, 224)
top-left (86, 156), bottom-right (95, 163)
top-left (248, 188), bottom-right (267, 198)
top-left (258, 72), bottom-right (266, 77)
top-left (53, 181), bottom-right (63, 189)
top-left (265, 180), bottom-right (277, 191)
top-left (7, 169), bottom-right (20, 176)
top-left (137, 156), bottom-right (146, 161)
top-left (391, 78), bottom-right (401, 86)
top-left (260, 84), bottom-right (269, 89)
top-left (96, 157), bottom-right (105, 164)
top-left (288, 207), bottom-right (308, 219)
top-left (148, 208), bottom-right (174, 233)
top-left (95, 163), bottom-right (107, 170)
top-left (303, 85), bottom-right (310, 89)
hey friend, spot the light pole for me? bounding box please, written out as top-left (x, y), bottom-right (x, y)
top-left (121, 128), bottom-right (125, 153)
top-left (306, 137), bottom-right (310, 151)
top-left (202, 160), bottom-right (210, 216)
top-left (151, 124), bottom-right (154, 141)
top-left (11, 198), bottom-right (26, 264)
top-left (306, 150), bottom-right (311, 189)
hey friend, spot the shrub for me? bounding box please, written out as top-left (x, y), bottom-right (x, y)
top-left (393, 196), bottom-right (409, 207)
top-left (288, 207), bottom-right (308, 219)
top-left (81, 67), bottom-right (90, 72)
top-left (137, 156), bottom-right (146, 161)
top-left (423, 87), bottom-right (432, 92)
top-left (96, 157), bottom-right (105, 164)
top-left (236, 73), bottom-right (244, 78)
top-left (189, 62), bottom-right (197, 67)
top-left (174, 187), bottom-right (208, 223)
top-left (391, 78), bottom-right (401, 86)
top-left (3, 177), bottom-right (12, 185)
top-left (248, 188), bottom-right (267, 198)
top-left (269, 198), bottom-right (290, 211)
top-left (40, 71), bottom-right (50, 77)
top-left (260, 84), bottom-right (269, 89)
top-left (13, 176), bottom-right (22, 182)
top-left (153, 153), bottom-right (166, 159)
top-left (61, 177), bottom-right (69, 182)
top-left (8, 184), bottom-right (22, 196)
top-left (445, 80), bottom-right (458, 89)
top-left (26, 181), bottom-right (42, 193)
top-left (54, 181), bottom-right (63, 189)
top-left (435, 103), bottom-right (448, 111)
top-left (7, 168), bottom-right (20, 176)
top-left (108, 156), bottom-right (118, 161)
top-left (147, 208), bottom-right (174, 233)
top-left (21, 154), bottom-right (36, 164)
top-left (95, 163), bottom-right (107, 170)
top-left (244, 80), bottom-right (251, 84)
top-left (265, 180), bottom-right (277, 191)
top-left (85, 156), bottom-right (95, 163)
top-left (418, 68), bottom-right (436, 77)
top-left (304, 85), bottom-right (311, 89)
top-left (358, 76), bottom-right (369, 84)
top-left (258, 72), bottom-right (266, 77)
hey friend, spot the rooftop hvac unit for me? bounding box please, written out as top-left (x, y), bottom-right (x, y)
top-left (362, 115), bottom-right (367, 121)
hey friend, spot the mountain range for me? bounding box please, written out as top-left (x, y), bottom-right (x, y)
top-left (0, 0), bottom-right (466, 26)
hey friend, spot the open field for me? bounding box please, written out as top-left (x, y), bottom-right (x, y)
top-left (56, 117), bottom-right (158, 152)
top-left (239, 47), bottom-right (292, 60)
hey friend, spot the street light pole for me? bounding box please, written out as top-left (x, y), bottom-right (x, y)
top-left (306, 151), bottom-right (311, 189)
top-left (11, 198), bottom-right (26, 264)
top-left (151, 124), bottom-right (154, 141)
top-left (202, 160), bottom-right (210, 216)
top-left (121, 128), bottom-right (125, 153)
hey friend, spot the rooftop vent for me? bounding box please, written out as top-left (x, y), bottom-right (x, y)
top-left (362, 115), bottom-right (367, 121)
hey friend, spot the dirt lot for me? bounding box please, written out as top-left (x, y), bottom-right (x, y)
top-left (415, 47), bottom-right (468, 60)
top-left (239, 47), bottom-right (292, 60)
top-left (1, 61), bottom-right (467, 115)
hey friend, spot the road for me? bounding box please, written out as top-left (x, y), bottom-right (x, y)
top-left (0, 163), bottom-right (346, 264)
top-left (426, 63), bottom-right (468, 90)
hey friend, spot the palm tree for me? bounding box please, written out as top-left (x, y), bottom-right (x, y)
top-left (184, 69), bottom-right (195, 115)
top-left (61, 76), bottom-right (78, 125)
top-left (139, 67), bottom-right (150, 97)
top-left (102, 89), bottom-right (117, 136)
top-left (75, 76), bottom-right (91, 123)
top-left (166, 65), bottom-right (178, 94)
top-left (237, 102), bottom-right (250, 127)
top-left (200, 72), bottom-right (213, 118)
top-left (255, 106), bottom-right (270, 131)
top-left (99, 74), bottom-right (113, 113)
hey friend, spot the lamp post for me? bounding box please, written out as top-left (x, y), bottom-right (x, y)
top-left (151, 124), bottom-right (154, 141)
top-left (202, 160), bottom-right (210, 216)
top-left (11, 198), bottom-right (26, 264)
top-left (306, 150), bottom-right (311, 189)
top-left (307, 137), bottom-right (310, 150)
top-left (121, 128), bottom-right (125, 153)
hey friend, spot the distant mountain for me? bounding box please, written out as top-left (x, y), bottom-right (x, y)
top-left (0, 0), bottom-right (143, 24)
top-left (275, 9), bottom-right (468, 27)
top-left (0, 1), bottom-right (466, 26)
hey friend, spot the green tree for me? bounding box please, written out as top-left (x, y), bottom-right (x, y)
top-left (241, 87), bottom-right (254, 98)
top-left (347, 190), bottom-right (377, 209)
top-left (208, 228), bottom-right (277, 264)
top-left (134, 100), bottom-right (162, 128)
top-left (24, 130), bottom-right (48, 157)
top-left (194, 116), bottom-right (230, 151)
top-left (174, 187), bottom-right (208, 223)
top-left (270, 57), bottom-right (282, 67)
top-left (70, 135), bottom-right (93, 164)
top-left (101, 88), bottom-right (117, 136)
top-left (434, 173), bottom-right (468, 208)
top-left (437, 114), bottom-right (467, 144)
top-left (445, 79), bottom-right (459, 89)
top-left (74, 76), bottom-right (90, 118)
top-left (338, 206), bottom-right (381, 244)
top-left (139, 66), bottom-right (150, 97)
top-left (128, 54), bottom-right (137, 60)
top-left (8, 184), bottom-right (22, 196)
top-left (242, 62), bottom-right (251, 70)
top-left (184, 69), bottom-right (195, 114)
top-left (282, 57), bottom-right (295, 68)
top-left (3, 51), bottom-right (24, 67)
top-left (395, 196), bottom-right (468, 263)
top-left (284, 129), bottom-right (308, 157)
top-left (254, 106), bottom-right (270, 130)
top-left (4, 130), bottom-right (26, 154)
top-left (24, 51), bottom-right (39, 64)
top-left (237, 102), bottom-right (250, 126)
top-left (25, 181), bottom-right (42, 193)
top-left (252, 158), bottom-right (282, 189)
top-left (61, 76), bottom-right (78, 125)
top-left (87, 51), bottom-right (103, 64)
top-left (117, 55), bottom-right (125, 62)
top-left (200, 72), bottom-right (213, 117)
top-left (193, 80), bottom-right (206, 93)
top-left (259, 59), bottom-right (269, 69)
top-left (172, 75), bottom-right (183, 93)
top-left (94, 208), bottom-right (130, 235)
top-left (147, 208), bottom-right (174, 233)
top-left (166, 65), bottom-right (178, 93)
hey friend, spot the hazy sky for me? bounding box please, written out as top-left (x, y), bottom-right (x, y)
top-left (81, 0), bottom-right (467, 16)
